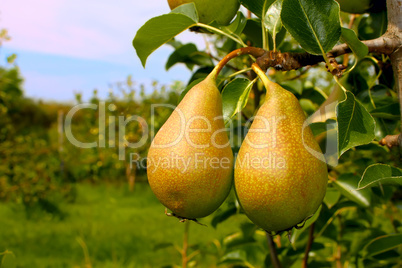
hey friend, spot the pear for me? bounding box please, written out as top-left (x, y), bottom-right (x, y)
top-left (234, 66), bottom-right (328, 234)
top-left (147, 73), bottom-right (233, 219)
top-left (167, 0), bottom-right (240, 25)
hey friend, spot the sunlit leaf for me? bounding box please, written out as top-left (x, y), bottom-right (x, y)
top-left (133, 13), bottom-right (197, 66)
top-left (281, 0), bottom-right (341, 55)
top-left (217, 12), bottom-right (248, 36)
top-left (264, 0), bottom-right (283, 40)
top-left (220, 249), bottom-right (248, 264)
top-left (222, 78), bottom-right (256, 124)
top-left (323, 187), bottom-right (341, 209)
top-left (341, 28), bottom-right (369, 60)
top-left (170, 2), bottom-right (199, 22)
top-left (333, 174), bottom-right (371, 207)
top-left (358, 164), bottom-right (402, 190)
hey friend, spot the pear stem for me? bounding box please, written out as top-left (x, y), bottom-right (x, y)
top-left (266, 233), bottom-right (282, 268)
top-left (210, 47), bottom-right (266, 80)
top-left (251, 63), bottom-right (279, 99)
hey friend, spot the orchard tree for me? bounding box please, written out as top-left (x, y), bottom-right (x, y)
top-left (133, 0), bottom-right (401, 267)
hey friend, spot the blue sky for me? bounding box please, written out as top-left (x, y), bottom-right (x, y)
top-left (1, 0), bottom-right (205, 101)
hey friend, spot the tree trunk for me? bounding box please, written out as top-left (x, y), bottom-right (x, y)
top-left (386, 0), bottom-right (402, 152)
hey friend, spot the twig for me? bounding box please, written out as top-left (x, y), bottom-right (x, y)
top-left (379, 134), bottom-right (401, 149)
top-left (335, 245), bottom-right (342, 268)
top-left (266, 233), bottom-right (282, 268)
top-left (302, 223), bottom-right (315, 268)
top-left (182, 221), bottom-right (190, 268)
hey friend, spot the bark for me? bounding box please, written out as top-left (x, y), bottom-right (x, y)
top-left (386, 0), bottom-right (402, 152)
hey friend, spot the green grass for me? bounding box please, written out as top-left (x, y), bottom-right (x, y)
top-left (0, 183), bottom-right (247, 267)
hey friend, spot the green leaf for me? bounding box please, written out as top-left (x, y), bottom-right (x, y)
top-left (309, 119), bottom-right (337, 137)
top-left (243, 19), bottom-right (263, 47)
top-left (358, 10), bottom-right (388, 41)
top-left (309, 122), bottom-right (329, 137)
top-left (170, 2), bottom-right (199, 22)
top-left (219, 249), bottom-right (248, 265)
top-left (166, 43), bottom-right (197, 70)
top-left (165, 43), bottom-right (213, 70)
top-left (341, 28), bottom-right (369, 60)
top-left (264, 0), bottom-right (283, 39)
top-left (333, 173), bottom-right (371, 208)
top-left (280, 79), bottom-right (303, 95)
top-left (218, 12), bottom-right (248, 36)
top-left (290, 205), bottom-right (322, 245)
top-left (370, 103), bottom-right (401, 120)
top-left (323, 187), bottom-right (341, 209)
top-left (358, 164), bottom-right (402, 190)
top-left (245, 18), bottom-right (288, 50)
top-left (240, 0), bottom-right (275, 19)
top-left (299, 98), bottom-right (317, 115)
top-left (133, 14), bottom-right (197, 67)
top-left (211, 205), bottom-right (237, 229)
top-left (336, 91), bottom-right (376, 156)
top-left (362, 234), bottom-right (402, 259)
top-left (281, 0), bottom-right (341, 55)
top-left (222, 78), bottom-right (256, 124)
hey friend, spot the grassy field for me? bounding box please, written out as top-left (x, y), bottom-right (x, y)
top-left (0, 182), bottom-right (248, 268)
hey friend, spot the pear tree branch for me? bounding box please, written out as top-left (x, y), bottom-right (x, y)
top-left (255, 36), bottom-right (401, 74)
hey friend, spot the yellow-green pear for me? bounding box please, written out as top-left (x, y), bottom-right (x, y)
top-left (147, 73), bottom-right (233, 219)
top-left (167, 0), bottom-right (240, 25)
top-left (234, 65), bottom-right (328, 234)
